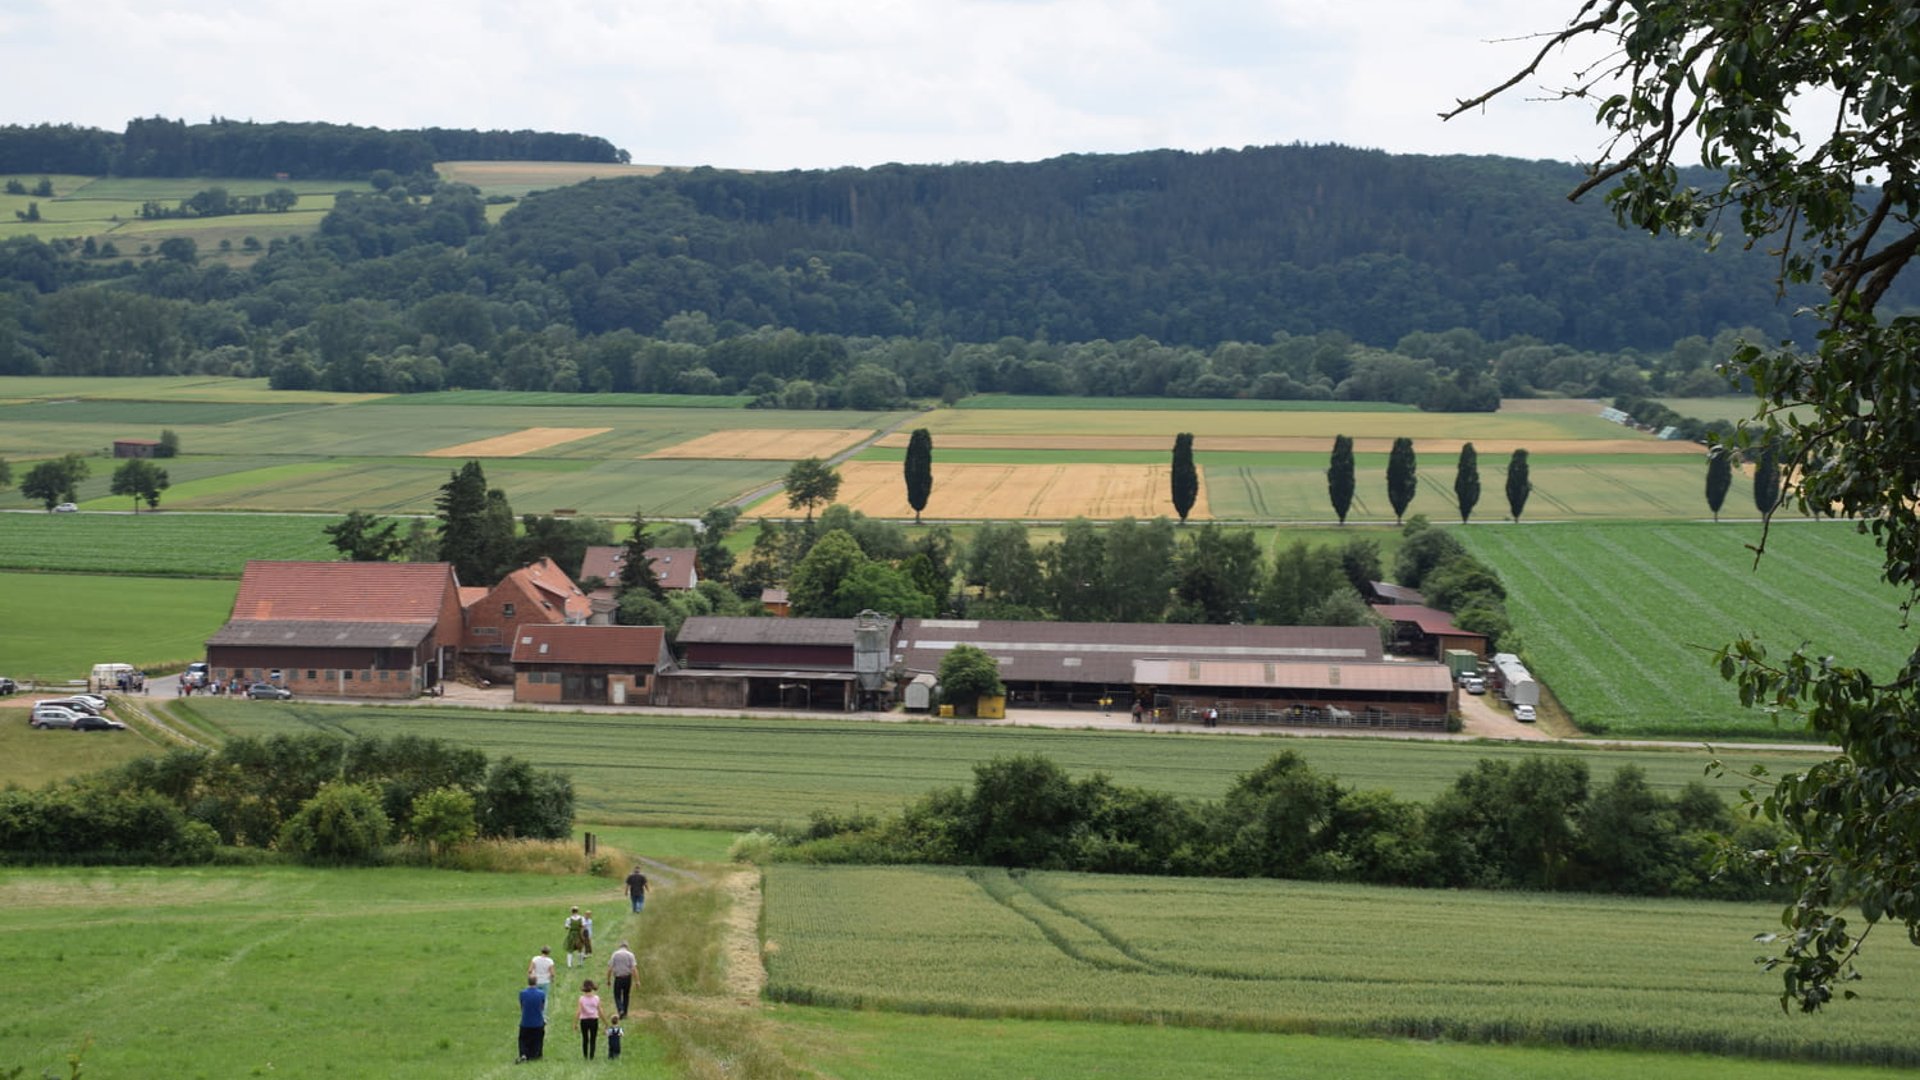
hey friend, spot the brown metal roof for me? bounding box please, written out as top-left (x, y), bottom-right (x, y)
top-left (678, 616), bottom-right (856, 647)
top-left (206, 620), bottom-right (435, 649)
top-left (894, 619), bottom-right (1382, 685)
top-left (1369, 581), bottom-right (1427, 605)
top-left (1373, 604), bottom-right (1487, 638)
top-left (1134, 658), bottom-right (1454, 693)
top-left (230, 560), bottom-right (457, 623)
top-left (511, 624), bottom-right (667, 666)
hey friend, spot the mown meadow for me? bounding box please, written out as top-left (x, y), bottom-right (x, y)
top-left (0, 571), bottom-right (237, 681)
top-left (1460, 521), bottom-right (1909, 738)
top-left (764, 864), bottom-right (1920, 1067)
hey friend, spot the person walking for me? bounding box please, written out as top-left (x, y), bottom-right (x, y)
top-left (625, 866), bottom-right (649, 913)
top-left (1131, 700), bottom-right (1144, 724)
top-left (606, 940), bottom-right (637, 1018)
top-left (606, 1015), bottom-right (623, 1060)
top-left (563, 906), bottom-right (588, 968)
top-left (576, 979), bottom-right (603, 1060)
top-left (582, 910), bottom-right (594, 959)
top-left (528, 946), bottom-right (556, 1018)
top-left (516, 975), bottom-right (546, 1062)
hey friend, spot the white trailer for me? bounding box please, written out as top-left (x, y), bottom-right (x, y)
top-left (1491, 652), bottom-right (1540, 708)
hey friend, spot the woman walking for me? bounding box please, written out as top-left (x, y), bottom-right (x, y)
top-left (577, 979), bottom-right (603, 1059)
top-left (564, 906), bottom-right (588, 968)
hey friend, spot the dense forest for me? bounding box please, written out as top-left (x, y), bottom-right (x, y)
top-left (3, 141), bottom-right (1891, 405)
top-left (0, 118), bottom-right (627, 179)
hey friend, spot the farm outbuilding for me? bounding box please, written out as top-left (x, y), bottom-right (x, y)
top-left (1133, 658), bottom-right (1455, 730)
top-left (460, 557), bottom-right (590, 678)
top-left (205, 560), bottom-right (463, 698)
top-left (655, 616), bottom-right (875, 710)
top-left (510, 624), bottom-right (671, 706)
top-left (1372, 604), bottom-right (1488, 660)
top-left (112, 438), bottom-right (161, 458)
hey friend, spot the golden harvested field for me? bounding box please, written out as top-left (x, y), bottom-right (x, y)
top-left (763, 460), bottom-right (1204, 520)
top-left (872, 433), bottom-right (1698, 456)
top-left (919, 407), bottom-right (1633, 441)
top-left (435, 160), bottom-right (671, 195)
top-left (646, 428), bottom-right (875, 460)
top-left (423, 426), bottom-right (610, 457)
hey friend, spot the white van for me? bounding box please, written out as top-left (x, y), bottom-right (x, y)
top-left (89, 663), bottom-right (138, 693)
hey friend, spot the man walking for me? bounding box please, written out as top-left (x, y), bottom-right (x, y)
top-left (528, 946), bottom-right (556, 1019)
top-left (625, 866), bottom-right (649, 913)
top-left (516, 975), bottom-right (546, 1062)
top-left (606, 940), bottom-right (637, 1019)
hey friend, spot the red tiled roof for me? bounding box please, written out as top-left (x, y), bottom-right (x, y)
top-left (114, 438), bottom-right (161, 446)
top-left (1373, 604), bottom-right (1487, 638)
top-left (579, 545), bottom-right (697, 590)
top-left (580, 545), bottom-right (622, 583)
top-left (511, 624), bottom-right (667, 666)
top-left (504, 557), bottom-right (591, 621)
top-left (458, 586), bottom-right (489, 607)
top-left (230, 561), bottom-right (457, 623)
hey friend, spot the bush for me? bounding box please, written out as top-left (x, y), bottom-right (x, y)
top-left (937, 644), bottom-right (1004, 714)
top-left (278, 782), bottom-right (391, 864)
top-left (407, 786), bottom-right (477, 853)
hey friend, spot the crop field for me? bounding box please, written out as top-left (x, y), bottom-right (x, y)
top-left (916, 405), bottom-right (1634, 441)
top-left (955, 395), bottom-right (1421, 412)
top-left (0, 174), bottom-right (368, 248)
top-left (184, 703), bottom-right (1828, 828)
top-left (423, 426), bottom-right (613, 457)
top-left (0, 375), bottom-right (383, 405)
top-left (1461, 522), bottom-right (1908, 737)
top-left (0, 512), bottom-right (333, 575)
top-left (434, 159), bottom-right (672, 195)
top-left (0, 571), bottom-right (237, 680)
top-left (369, 389), bottom-right (747, 408)
top-left (646, 428), bottom-right (877, 460)
top-left (763, 865), bottom-right (1920, 1066)
top-left (0, 865), bottom-right (651, 1079)
top-left (872, 432), bottom-right (1699, 456)
top-left (775, 460), bottom-right (1198, 520)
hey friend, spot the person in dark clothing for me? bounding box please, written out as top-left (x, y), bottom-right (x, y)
top-left (625, 866), bottom-right (649, 913)
top-left (516, 976), bottom-right (546, 1062)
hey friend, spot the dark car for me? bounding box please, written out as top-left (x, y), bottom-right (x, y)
top-left (246, 683), bottom-right (294, 700)
top-left (0, 676), bottom-right (16, 695)
top-left (73, 714), bottom-right (128, 732)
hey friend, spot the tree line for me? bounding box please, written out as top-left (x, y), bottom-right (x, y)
top-left (0, 117), bottom-right (627, 179)
top-left (753, 752), bottom-right (1783, 901)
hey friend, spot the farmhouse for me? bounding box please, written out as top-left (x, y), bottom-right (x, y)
top-left (511, 624), bottom-right (672, 706)
top-left (655, 615), bottom-right (872, 710)
top-left (205, 560), bottom-right (463, 698)
top-left (460, 557), bottom-right (590, 676)
top-left (579, 545), bottom-right (700, 613)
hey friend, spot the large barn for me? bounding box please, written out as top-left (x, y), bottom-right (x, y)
top-left (654, 616), bottom-right (871, 710)
top-left (205, 561), bottom-right (463, 698)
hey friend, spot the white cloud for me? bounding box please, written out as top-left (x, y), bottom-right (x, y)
top-left (1, 0), bottom-right (1627, 169)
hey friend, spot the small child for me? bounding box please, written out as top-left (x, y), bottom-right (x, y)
top-left (606, 1015), bottom-right (623, 1060)
top-left (583, 910), bottom-right (594, 958)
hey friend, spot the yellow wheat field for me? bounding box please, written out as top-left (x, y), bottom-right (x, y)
top-left (868, 434), bottom-right (1698, 456)
top-left (425, 427), bottom-right (611, 457)
top-left (767, 460), bottom-right (1206, 520)
top-left (646, 428), bottom-right (874, 460)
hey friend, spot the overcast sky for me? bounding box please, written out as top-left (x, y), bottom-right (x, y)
top-left (1, 0), bottom-right (1615, 171)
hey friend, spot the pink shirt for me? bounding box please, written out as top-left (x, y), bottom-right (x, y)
top-left (577, 993), bottom-right (601, 1021)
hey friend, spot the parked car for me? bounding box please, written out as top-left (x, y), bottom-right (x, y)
top-left (29, 706), bottom-right (87, 729)
top-left (0, 676), bottom-right (16, 695)
top-left (246, 683), bottom-right (293, 700)
top-left (72, 714), bottom-right (128, 732)
top-left (1462, 676), bottom-right (1487, 694)
top-left (52, 502), bottom-right (78, 513)
top-left (37, 695), bottom-right (105, 714)
top-left (1514, 704), bottom-right (1537, 723)
top-left (183, 662), bottom-right (211, 687)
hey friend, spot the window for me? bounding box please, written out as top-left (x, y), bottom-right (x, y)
top-left (379, 670), bottom-right (390, 680)
top-left (305, 670), bottom-right (316, 680)
top-left (325, 670), bottom-right (336, 680)
top-left (502, 603), bottom-right (516, 617)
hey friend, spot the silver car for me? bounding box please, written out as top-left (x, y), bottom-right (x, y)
top-left (30, 705), bottom-right (88, 729)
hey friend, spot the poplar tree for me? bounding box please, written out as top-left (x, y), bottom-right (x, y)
top-left (1753, 445), bottom-right (1781, 517)
top-left (1453, 443), bottom-right (1480, 523)
top-left (1385, 437), bottom-right (1417, 524)
top-left (1505, 449), bottom-right (1531, 523)
top-left (1327, 434), bottom-right (1355, 524)
top-left (904, 428), bottom-right (934, 524)
top-left (1705, 448), bottom-right (1732, 522)
top-left (1170, 433), bottom-right (1198, 523)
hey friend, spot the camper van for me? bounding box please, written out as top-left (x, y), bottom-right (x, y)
top-left (88, 663), bottom-right (139, 693)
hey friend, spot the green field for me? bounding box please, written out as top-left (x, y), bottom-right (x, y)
top-left (0, 706), bottom-right (162, 787)
top-left (919, 405), bottom-right (1632, 440)
top-left (0, 174), bottom-right (371, 252)
top-left (1461, 521), bottom-right (1909, 737)
top-left (0, 376), bottom-right (382, 405)
top-left (955, 394), bottom-right (1420, 412)
top-left (0, 572), bottom-right (237, 680)
top-left (764, 864), bottom-right (1920, 1066)
top-left (0, 512), bottom-right (335, 576)
top-left (182, 702), bottom-right (1829, 828)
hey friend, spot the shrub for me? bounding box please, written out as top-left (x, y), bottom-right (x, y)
top-left (407, 786), bottom-right (477, 854)
top-left (278, 782), bottom-right (391, 863)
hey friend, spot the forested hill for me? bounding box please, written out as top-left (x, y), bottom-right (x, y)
top-left (0, 118), bottom-right (628, 179)
top-left (482, 144), bottom-right (1818, 352)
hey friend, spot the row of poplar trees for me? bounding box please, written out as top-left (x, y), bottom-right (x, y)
top-left (1325, 436), bottom-right (1530, 525)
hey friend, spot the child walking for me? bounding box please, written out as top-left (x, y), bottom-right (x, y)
top-left (606, 1015), bottom-right (623, 1060)
top-left (577, 979), bottom-right (602, 1060)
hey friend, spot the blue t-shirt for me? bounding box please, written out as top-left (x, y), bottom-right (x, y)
top-left (519, 986), bottom-right (546, 1027)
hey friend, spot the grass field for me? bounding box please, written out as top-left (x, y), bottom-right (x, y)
top-left (954, 394), bottom-right (1420, 412)
top-left (917, 405), bottom-right (1637, 441)
top-left (0, 512), bottom-right (334, 576)
top-left (434, 159), bottom-right (672, 196)
top-left (0, 174), bottom-right (371, 252)
top-left (763, 864), bottom-right (1920, 1066)
top-left (0, 572), bottom-right (237, 681)
top-left (1461, 521), bottom-right (1909, 737)
top-left (0, 702), bottom-right (162, 787)
top-left (182, 702), bottom-right (1830, 828)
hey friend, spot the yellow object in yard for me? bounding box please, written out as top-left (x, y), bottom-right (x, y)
top-left (938, 704), bottom-right (955, 718)
top-left (977, 695), bottom-right (1006, 719)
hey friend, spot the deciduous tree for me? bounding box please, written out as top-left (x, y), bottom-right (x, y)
top-left (21, 453), bottom-right (88, 510)
top-left (904, 427), bottom-right (934, 524)
top-left (1385, 437), bottom-right (1417, 524)
top-left (109, 457), bottom-right (169, 511)
top-left (1446, 0), bottom-right (1920, 1008)
top-left (937, 644), bottom-right (1004, 716)
top-left (1327, 434), bottom-right (1355, 524)
top-left (783, 457), bottom-right (841, 522)
top-left (1454, 443), bottom-right (1480, 523)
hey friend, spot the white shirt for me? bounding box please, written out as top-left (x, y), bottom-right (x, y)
top-left (607, 947), bottom-right (636, 978)
top-left (530, 955), bottom-right (555, 983)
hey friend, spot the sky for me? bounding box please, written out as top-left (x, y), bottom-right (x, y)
top-left (0, 0), bottom-right (1617, 171)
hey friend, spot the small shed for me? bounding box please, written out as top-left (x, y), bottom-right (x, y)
top-left (113, 438), bottom-right (161, 459)
top-left (903, 673), bottom-right (939, 711)
top-left (511, 624), bottom-right (671, 705)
